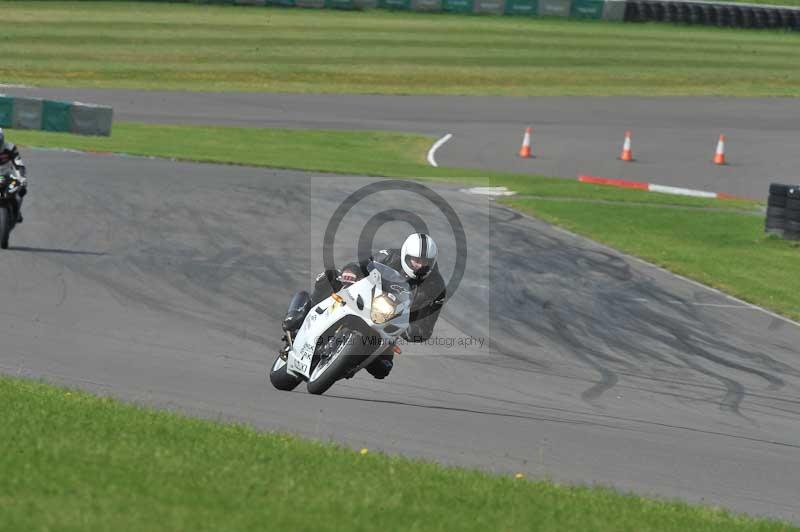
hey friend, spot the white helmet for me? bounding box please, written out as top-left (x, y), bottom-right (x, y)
top-left (401, 233), bottom-right (437, 279)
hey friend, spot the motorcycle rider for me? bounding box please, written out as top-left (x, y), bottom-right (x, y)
top-left (287, 233), bottom-right (446, 380)
top-left (0, 128), bottom-right (28, 223)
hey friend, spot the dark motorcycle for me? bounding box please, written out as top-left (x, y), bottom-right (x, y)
top-left (0, 172), bottom-right (23, 249)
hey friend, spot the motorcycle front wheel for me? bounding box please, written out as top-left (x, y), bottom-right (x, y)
top-left (269, 354), bottom-right (302, 391)
top-left (307, 330), bottom-right (371, 396)
top-left (0, 207), bottom-right (11, 249)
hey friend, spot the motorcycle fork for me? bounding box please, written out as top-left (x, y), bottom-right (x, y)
top-left (280, 330), bottom-right (293, 361)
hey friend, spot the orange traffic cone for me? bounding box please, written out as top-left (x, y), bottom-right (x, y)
top-left (619, 130), bottom-right (633, 162)
top-left (713, 134), bottom-right (726, 165)
top-left (519, 127), bottom-right (533, 158)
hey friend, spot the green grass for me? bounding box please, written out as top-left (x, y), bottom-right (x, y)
top-left (2, 1), bottom-right (800, 96)
top-left (13, 122), bottom-right (435, 177)
top-left (0, 375), bottom-right (795, 532)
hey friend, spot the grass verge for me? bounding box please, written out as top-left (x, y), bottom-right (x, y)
top-left (2, 1), bottom-right (800, 96)
top-left (15, 122), bottom-right (435, 177)
top-left (1, 375), bottom-right (795, 532)
top-left (11, 123), bottom-right (757, 208)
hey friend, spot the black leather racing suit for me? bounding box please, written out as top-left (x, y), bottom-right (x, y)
top-left (0, 141), bottom-right (27, 222)
top-left (309, 248), bottom-right (447, 379)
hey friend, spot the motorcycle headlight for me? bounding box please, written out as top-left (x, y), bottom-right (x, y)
top-left (371, 295), bottom-right (398, 324)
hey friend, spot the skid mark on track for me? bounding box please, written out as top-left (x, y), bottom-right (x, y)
top-left (484, 204), bottom-right (800, 413)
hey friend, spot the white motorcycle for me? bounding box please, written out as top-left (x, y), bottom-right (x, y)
top-left (269, 262), bottom-right (411, 395)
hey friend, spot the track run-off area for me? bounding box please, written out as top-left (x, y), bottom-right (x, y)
top-left (2, 88), bottom-right (800, 522)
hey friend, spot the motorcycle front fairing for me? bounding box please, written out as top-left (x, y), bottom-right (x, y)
top-left (286, 267), bottom-right (408, 380)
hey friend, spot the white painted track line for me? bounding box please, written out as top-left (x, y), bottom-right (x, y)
top-left (427, 133), bottom-right (453, 167)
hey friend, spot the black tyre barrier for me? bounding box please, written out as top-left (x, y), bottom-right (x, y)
top-left (731, 6), bottom-right (744, 27)
top-left (676, 3), bottom-right (690, 22)
top-left (768, 195), bottom-right (787, 208)
top-left (653, 1), bottom-right (666, 21)
top-left (770, 183), bottom-right (790, 196)
top-left (767, 9), bottom-right (781, 28)
top-left (786, 209), bottom-right (800, 223)
top-left (788, 188), bottom-right (800, 212)
top-left (785, 220), bottom-right (800, 240)
top-left (764, 183), bottom-right (800, 238)
top-left (781, 9), bottom-right (793, 28)
top-left (703, 4), bottom-right (718, 25)
top-left (689, 3), bottom-right (705, 23)
top-left (786, 11), bottom-right (800, 30)
top-left (620, 0), bottom-right (799, 29)
top-left (624, 1), bottom-right (640, 21)
top-left (765, 218), bottom-right (786, 237)
top-left (767, 206), bottom-right (787, 219)
top-left (741, 7), bottom-right (756, 27)
top-left (755, 8), bottom-right (769, 28)
top-left (766, 215), bottom-right (786, 227)
top-left (641, 2), bottom-right (655, 20)
top-left (665, 3), bottom-right (678, 21)
top-left (636, 1), bottom-right (649, 21)
top-left (717, 5), bottom-right (732, 27)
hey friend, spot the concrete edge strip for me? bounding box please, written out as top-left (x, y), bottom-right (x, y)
top-left (579, 175), bottom-right (748, 201)
top-left (427, 133), bottom-right (453, 168)
top-left (26, 145), bottom-right (180, 163)
top-left (462, 186), bottom-right (517, 196)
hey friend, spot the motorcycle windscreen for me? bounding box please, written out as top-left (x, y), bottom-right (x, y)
top-left (366, 261), bottom-right (411, 304)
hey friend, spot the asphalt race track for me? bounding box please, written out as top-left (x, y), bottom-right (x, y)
top-left (8, 87), bottom-right (800, 199)
top-left (2, 148), bottom-right (800, 522)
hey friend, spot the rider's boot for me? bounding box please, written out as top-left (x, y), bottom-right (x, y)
top-left (365, 351), bottom-right (394, 380)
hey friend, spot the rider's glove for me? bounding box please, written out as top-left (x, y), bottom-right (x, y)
top-left (339, 268), bottom-right (359, 286)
